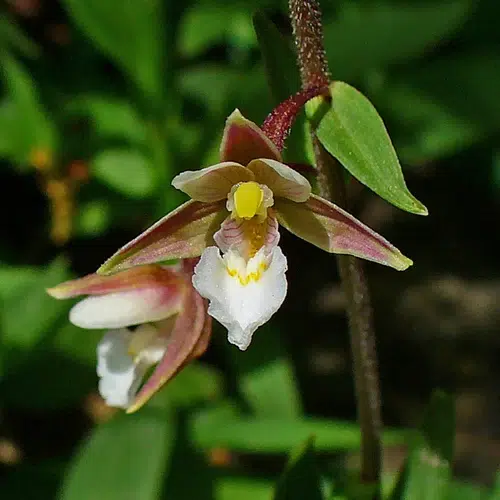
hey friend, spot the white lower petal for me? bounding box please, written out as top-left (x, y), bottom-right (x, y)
top-left (96, 325), bottom-right (168, 409)
top-left (192, 245), bottom-right (287, 350)
top-left (70, 288), bottom-right (179, 329)
top-left (96, 329), bottom-right (141, 408)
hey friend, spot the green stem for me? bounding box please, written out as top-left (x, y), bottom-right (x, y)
top-left (289, 0), bottom-right (382, 494)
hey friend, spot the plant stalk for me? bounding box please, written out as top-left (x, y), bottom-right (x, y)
top-left (289, 0), bottom-right (382, 493)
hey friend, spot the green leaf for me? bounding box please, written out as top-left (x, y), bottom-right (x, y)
top-left (225, 324), bottom-right (302, 418)
top-left (1, 258), bottom-right (70, 353)
top-left (191, 407), bottom-right (407, 453)
top-left (0, 50), bottom-right (57, 165)
top-left (61, 0), bottom-right (164, 102)
top-left (489, 472), bottom-right (500, 500)
top-left (0, 265), bottom-right (40, 299)
top-left (253, 12), bottom-right (300, 103)
top-left (215, 477), bottom-right (273, 500)
top-left (68, 96), bottom-right (147, 145)
top-left (92, 149), bottom-right (157, 199)
top-left (75, 199), bottom-right (112, 237)
top-left (52, 321), bottom-right (101, 366)
top-left (60, 410), bottom-right (173, 500)
top-left (0, 15), bottom-right (40, 58)
top-left (179, 4), bottom-right (255, 57)
top-left (379, 83), bottom-right (483, 164)
top-left (390, 390), bottom-right (455, 500)
top-left (324, 0), bottom-right (471, 79)
top-left (179, 65), bottom-right (241, 113)
top-left (306, 82), bottom-right (428, 215)
top-left (399, 53), bottom-right (500, 131)
top-left (447, 481), bottom-right (487, 500)
top-left (274, 438), bottom-right (324, 500)
top-left (162, 417), bottom-right (214, 500)
top-left (161, 362), bottom-right (223, 409)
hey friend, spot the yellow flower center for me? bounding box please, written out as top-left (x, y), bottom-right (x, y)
top-left (233, 182), bottom-right (263, 219)
top-left (225, 249), bottom-right (269, 286)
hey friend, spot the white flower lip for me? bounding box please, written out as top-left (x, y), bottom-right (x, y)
top-left (192, 245), bottom-right (287, 350)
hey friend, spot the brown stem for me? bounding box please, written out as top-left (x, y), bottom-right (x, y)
top-left (289, 0), bottom-right (382, 493)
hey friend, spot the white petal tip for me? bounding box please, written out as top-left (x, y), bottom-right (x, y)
top-left (228, 331), bottom-right (252, 351)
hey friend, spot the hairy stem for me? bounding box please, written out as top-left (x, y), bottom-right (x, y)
top-left (289, 0), bottom-right (382, 493)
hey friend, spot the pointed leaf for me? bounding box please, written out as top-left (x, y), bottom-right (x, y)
top-left (306, 82), bottom-right (428, 215)
top-left (274, 438), bottom-right (324, 500)
top-left (191, 410), bottom-right (407, 453)
top-left (276, 195), bottom-right (412, 271)
top-left (59, 410), bottom-right (173, 500)
top-left (99, 200), bottom-right (225, 274)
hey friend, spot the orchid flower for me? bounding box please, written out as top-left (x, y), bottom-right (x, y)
top-left (98, 109), bottom-right (412, 351)
top-left (47, 262), bottom-right (210, 412)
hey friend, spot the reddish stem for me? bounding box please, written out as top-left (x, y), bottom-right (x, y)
top-left (261, 85), bottom-right (328, 152)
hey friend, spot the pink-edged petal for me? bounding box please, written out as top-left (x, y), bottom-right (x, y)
top-left (220, 109), bottom-right (282, 164)
top-left (248, 159), bottom-right (311, 202)
top-left (275, 194), bottom-right (413, 271)
top-left (98, 200), bottom-right (226, 274)
top-left (68, 284), bottom-right (184, 329)
top-left (127, 285), bottom-right (209, 413)
top-left (214, 214), bottom-right (280, 259)
top-left (47, 265), bottom-right (182, 299)
top-left (172, 162), bottom-right (254, 202)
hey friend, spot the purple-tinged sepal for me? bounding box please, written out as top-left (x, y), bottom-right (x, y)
top-left (98, 200), bottom-right (226, 275)
top-left (275, 194), bottom-right (412, 271)
top-left (127, 280), bottom-right (211, 412)
top-left (220, 109), bottom-right (282, 164)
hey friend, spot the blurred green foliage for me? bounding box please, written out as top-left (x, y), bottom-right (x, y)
top-left (1, 0), bottom-right (499, 498)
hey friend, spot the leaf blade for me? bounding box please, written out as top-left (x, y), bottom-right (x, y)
top-left (307, 82), bottom-right (428, 215)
